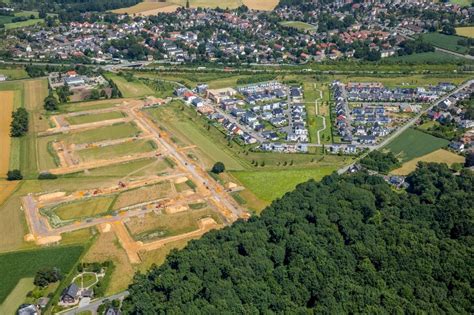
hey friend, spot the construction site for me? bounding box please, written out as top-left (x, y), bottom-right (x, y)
top-left (22, 97), bottom-right (249, 264)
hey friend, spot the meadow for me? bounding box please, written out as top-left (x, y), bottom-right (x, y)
top-left (385, 128), bottom-right (450, 163)
top-left (0, 67), bottom-right (29, 80)
top-left (0, 246), bottom-right (84, 304)
top-left (421, 32), bottom-right (469, 54)
top-left (391, 149), bottom-right (465, 175)
top-left (77, 139), bottom-right (156, 162)
top-left (65, 111), bottom-right (126, 125)
top-left (279, 21), bottom-right (316, 32)
top-left (388, 51), bottom-right (465, 63)
top-left (52, 196), bottom-right (116, 220)
top-left (106, 74), bottom-right (155, 98)
top-left (231, 167), bottom-right (337, 202)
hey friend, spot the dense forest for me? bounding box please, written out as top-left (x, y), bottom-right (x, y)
top-left (123, 163), bottom-right (473, 314)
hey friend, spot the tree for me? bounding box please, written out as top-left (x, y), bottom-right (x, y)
top-left (211, 162), bottom-right (225, 174)
top-left (44, 94), bottom-right (59, 111)
top-left (10, 108), bottom-right (29, 137)
top-left (186, 0), bottom-right (190, 8)
top-left (7, 169), bottom-right (23, 181)
top-left (34, 267), bottom-right (62, 287)
top-left (441, 24), bottom-right (456, 35)
top-left (465, 151), bottom-right (474, 167)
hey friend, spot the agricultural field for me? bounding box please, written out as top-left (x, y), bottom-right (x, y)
top-left (112, 1), bottom-right (180, 15)
top-left (0, 246), bottom-right (84, 304)
top-left (388, 51), bottom-right (466, 63)
top-left (125, 207), bottom-right (220, 242)
top-left (76, 139), bottom-right (156, 162)
top-left (391, 149), bottom-right (465, 175)
top-left (65, 111), bottom-right (126, 125)
top-left (0, 278), bottom-right (34, 315)
top-left (0, 91), bottom-right (14, 178)
top-left (106, 74), bottom-right (155, 98)
top-left (280, 21), bottom-right (316, 31)
top-left (385, 128), bottom-right (450, 163)
top-left (50, 196), bottom-right (116, 220)
top-left (455, 26), bottom-right (474, 38)
top-left (421, 32), bottom-right (469, 54)
top-left (231, 167), bottom-right (337, 202)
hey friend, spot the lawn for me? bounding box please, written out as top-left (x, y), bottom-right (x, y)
top-left (65, 111), bottom-right (126, 125)
top-left (0, 67), bottom-right (29, 80)
top-left (0, 246), bottom-right (84, 304)
top-left (391, 149), bottom-right (465, 175)
top-left (106, 74), bottom-right (155, 98)
top-left (231, 167), bottom-right (337, 202)
top-left (280, 21), bottom-right (316, 32)
top-left (421, 32), bottom-right (469, 54)
top-left (385, 128), bottom-right (450, 163)
top-left (77, 139), bottom-right (156, 162)
top-left (52, 196), bottom-right (116, 220)
top-left (455, 26), bottom-right (474, 39)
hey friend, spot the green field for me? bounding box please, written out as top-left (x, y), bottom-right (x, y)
top-left (106, 74), bottom-right (155, 98)
top-left (53, 196), bottom-right (115, 220)
top-left (231, 167), bottom-right (337, 202)
top-left (77, 139), bottom-right (156, 162)
top-left (450, 0), bottom-right (471, 7)
top-left (0, 67), bottom-right (29, 80)
top-left (5, 18), bottom-right (43, 30)
top-left (66, 111), bottom-right (126, 125)
top-left (60, 99), bottom-right (123, 113)
top-left (0, 246), bottom-right (84, 304)
top-left (388, 51), bottom-right (466, 63)
top-left (385, 128), bottom-right (450, 163)
top-left (421, 32), bottom-right (469, 54)
top-left (280, 21), bottom-right (316, 32)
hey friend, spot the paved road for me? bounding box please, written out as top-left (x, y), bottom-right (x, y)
top-left (57, 291), bottom-right (129, 315)
top-left (337, 79), bottom-right (474, 174)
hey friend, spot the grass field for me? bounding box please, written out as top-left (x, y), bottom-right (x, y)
top-left (65, 158), bottom-right (168, 178)
top-left (126, 208), bottom-right (220, 241)
top-left (391, 149), bottom-right (465, 175)
top-left (0, 246), bottom-right (84, 304)
top-left (112, 181), bottom-right (172, 209)
top-left (421, 32), bottom-right (469, 54)
top-left (455, 26), bottom-right (474, 38)
top-left (0, 91), bottom-right (14, 178)
top-left (231, 167), bottom-right (337, 202)
top-left (106, 74), bottom-right (155, 98)
top-left (5, 18), bottom-right (43, 30)
top-left (53, 196), bottom-right (116, 220)
top-left (388, 51), bottom-right (466, 63)
top-left (66, 111), bottom-right (126, 125)
top-left (450, 0), bottom-right (471, 7)
top-left (65, 123), bottom-right (141, 145)
top-left (77, 139), bottom-right (156, 162)
top-left (385, 128), bottom-right (450, 163)
top-left (280, 21), bottom-right (316, 31)
top-left (0, 67), bottom-right (29, 80)
top-left (0, 277), bottom-right (34, 314)
top-left (60, 99), bottom-right (124, 113)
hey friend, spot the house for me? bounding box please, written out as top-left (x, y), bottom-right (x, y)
top-left (191, 97), bottom-right (204, 107)
top-left (18, 304), bottom-right (39, 315)
top-left (449, 141), bottom-right (465, 152)
top-left (61, 283), bottom-right (79, 304)
top-left (0, 74), bottom-right (7, 81)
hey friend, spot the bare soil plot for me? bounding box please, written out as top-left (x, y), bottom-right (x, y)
top-left (112, 181), bottom-right (173, 210)
top-left (390, 149), bottom-right (465, 175)
top-left (64, 123), bottom-right (142, 145)
top-left (61, 99), bottom-right (125, 113)
top-left (52, 196), bottom-right (116, 220)
top-left (76, 139), bottom-right (156, 162)
top-left (0, 91), bottom-right (14, 177)
top-left (125, 208), bottom-right (219, 242)
top-left (65, 111), bottom-right (126, 125)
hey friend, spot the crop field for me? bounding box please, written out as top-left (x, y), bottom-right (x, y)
top-left (125, 208), bottom-right (220, 242)
top-left (385, 128), bottom-right (450, 163)
top-left (242, 0), bottom-right (278, 10)
top-left (77, 139), bottom-right (156, 162)
top-left (106, 74), bottom-right (155, 98)
top-left (421, 32), bottom-right (469, 54)
top-left (112, 181), bottom-right (173, 209)
top-left (391, 149), bottom-right (465, 175)
top-left (60, 99), bottom-right (124, 113)
top-left (0, 277), bottom-right (34, 315)
top-left (65, 111), bottom-right (126, 125)
top-left (0, 246), bottom-right (84, 304)
top-left (0, 181), bottom-right (19, 206)
top-left (52, 196), bottom-right (116, 220)
top-left (455, 26), bottom-right (474, 38)
top-left (388, 51), bottom-right (466, 63)
top-left (231, 167), bottom-right (337, 202)
top-left (0, 91), bottom-right (14, 178)
top-left (280, 21), bottom-right (316, 31)
top-left (112, 1), bottom-right (180, 15)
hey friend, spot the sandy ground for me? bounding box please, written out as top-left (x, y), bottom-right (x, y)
top-left (0, 91), bottom-right (14, 177)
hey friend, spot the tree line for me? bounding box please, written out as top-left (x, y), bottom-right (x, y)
top-left (123, 163), bottom-right (473, 313)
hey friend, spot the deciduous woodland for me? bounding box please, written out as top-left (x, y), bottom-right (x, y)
top-left (124, 163), bottom-right (473, 313)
